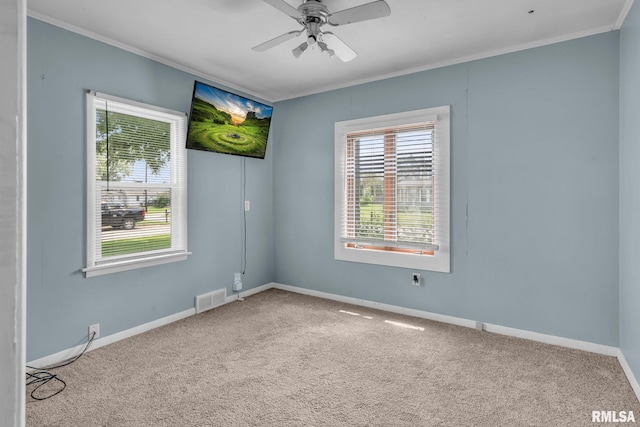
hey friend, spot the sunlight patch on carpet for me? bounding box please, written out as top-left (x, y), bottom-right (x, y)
top-left (384, 320), bottom-right (425, 331)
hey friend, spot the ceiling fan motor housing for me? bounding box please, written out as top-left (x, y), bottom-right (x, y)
top-left (298, 0), bottom-right (330, 25)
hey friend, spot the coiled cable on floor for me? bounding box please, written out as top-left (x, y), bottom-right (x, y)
top-left (26, 331), bottom-right (96, 401)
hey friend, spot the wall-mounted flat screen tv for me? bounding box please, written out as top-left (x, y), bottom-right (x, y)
top-left (186, 81), bottom-right (273, 159)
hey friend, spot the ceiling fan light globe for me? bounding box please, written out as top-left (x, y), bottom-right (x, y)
top-left (292, 42), bottom-right (309, 58)
top-left (317, 41), bottom-right (335, 57)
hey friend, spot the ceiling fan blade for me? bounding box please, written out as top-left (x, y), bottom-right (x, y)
top-left (328, 0), bottom-right (390, 26)
top-left (262, 0), bottom-right (302, 20)
top-left (322, 32), bottom-right (357, 62)
top-left (252, 30), bottom-right (302, 52)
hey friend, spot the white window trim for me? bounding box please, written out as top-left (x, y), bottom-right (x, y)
top-left (83, 91), bottom-right (190, 277)
top-left (334, 106), bottom-right (450, 272)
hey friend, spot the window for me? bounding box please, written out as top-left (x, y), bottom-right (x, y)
top-left (334, 106), bottom-right (450, 272)
top-left (83, 92), bottom-right (189, 277)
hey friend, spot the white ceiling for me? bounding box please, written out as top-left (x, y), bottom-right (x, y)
top-left (27, 0), bottom-right (633, 102)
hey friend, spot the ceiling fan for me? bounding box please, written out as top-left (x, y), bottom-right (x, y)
top-left (253, 0), bottom-right (391, 62)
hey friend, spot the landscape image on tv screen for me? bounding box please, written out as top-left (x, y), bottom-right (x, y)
top-left (186, 81), bottom-right (273, 159)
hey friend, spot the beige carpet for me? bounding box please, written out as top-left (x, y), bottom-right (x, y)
top-left (27, 289), bottom-right (639, 426)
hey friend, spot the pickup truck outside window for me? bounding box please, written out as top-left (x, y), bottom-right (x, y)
top-left (101, 203), bottom-right (146, 230)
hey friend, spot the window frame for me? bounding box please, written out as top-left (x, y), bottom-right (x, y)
top-left (83, 91), bottom-right (190, 277)
top-left (334, 106), bottom-right (450, 272)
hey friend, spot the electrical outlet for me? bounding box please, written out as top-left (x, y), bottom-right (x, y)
top-left (411, 273), bottom-right (421, 286)
top-left (88, 323), bottom-right (100, 340)
top-left (233, 272), bottom-right (243, 291)
top-left (244, 200), bottom-right (250, 211)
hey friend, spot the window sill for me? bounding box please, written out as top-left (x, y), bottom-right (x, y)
top-left (335, 244), bottom-right (449, 272)
top-left (82, 251), bottom-right (191, 278)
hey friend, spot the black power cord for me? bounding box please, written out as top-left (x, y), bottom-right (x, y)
top-left (242, 156), bottom-right (247, 276)
top-left (26, 331), bottom-right (96, 401)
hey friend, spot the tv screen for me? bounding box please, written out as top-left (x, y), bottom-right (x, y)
top-left (186, 81), bottom-right (273, 159)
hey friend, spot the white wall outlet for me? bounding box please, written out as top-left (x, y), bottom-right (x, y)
top-left (411, 273), bottom-right (421, 286)
top-left (89, 323), bottom-right (100, 340)
top-left (233, 272), bottom-right (243, 291)
top-left (244, 200), bottom-right (250, 211)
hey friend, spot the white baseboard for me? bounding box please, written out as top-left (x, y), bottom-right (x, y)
top-left (618, 350), bottom-right (640, 403)
top-left (271, 282), bottom-right (619, 356)
top-left (28, 307), bottom-right (195, 369)
top-left (272, 283), bottom-right (477, 328)
top-left (225, 282), bottom-right (274, 303)
top-left (28, 283), bottom-right (273, 369)
top-left (482, 323), bottom-right (619, 356)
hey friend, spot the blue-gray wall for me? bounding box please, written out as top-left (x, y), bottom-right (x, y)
top-left (273, 32), bottom-right (620, 346)
top-left (26, 18), bottom-right (274, 361)
top-left (620, 0), bottom-right (640, 386)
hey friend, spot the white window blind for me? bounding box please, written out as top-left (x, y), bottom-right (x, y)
top-left (334, 106), bottom-right (450, 272)
top-left (343, 122), bottom-right (438, 252)
top-left (84, 92), bottom-right (189, 277)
